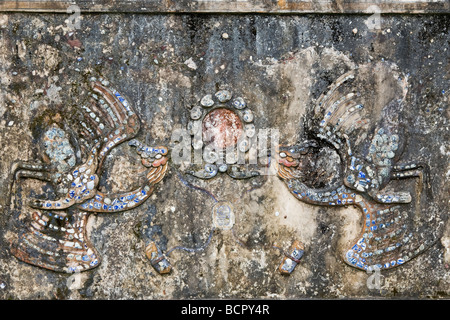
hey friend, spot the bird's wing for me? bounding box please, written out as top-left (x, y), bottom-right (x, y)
top-left (309, 62), bottom-right (409, 193)
top-left (343, 196), bottom-right (439, 271)
top-left (310, 62), bottom-right (407, 157)
top-left (72, 79), bottom-right (141, 173)
top-left (10, 209), bottom-right (100, 273)
top-left (311, 69), bottom-right (368, 156)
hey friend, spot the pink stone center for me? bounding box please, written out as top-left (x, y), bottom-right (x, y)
top-left (202, 108), bottom-right (243, 149)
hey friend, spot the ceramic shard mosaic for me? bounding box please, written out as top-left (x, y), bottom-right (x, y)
top-left (0, 10), bottom-right (448, 299)
top-left (6, 61), bottom-right (441, 275)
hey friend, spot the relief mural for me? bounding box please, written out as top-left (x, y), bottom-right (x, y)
top-left (5, 60), bottom-right (440, 278)
top-left (0, 12), bottom-right (448, 299)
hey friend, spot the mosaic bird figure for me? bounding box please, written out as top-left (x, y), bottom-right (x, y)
top-left (9, 80), bottom-right (169, 273)
top-left (277, 62), bottom-right (434, 272)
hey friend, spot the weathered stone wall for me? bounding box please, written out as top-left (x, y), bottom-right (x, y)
top-left (0, 10), bottom-right (448, 299)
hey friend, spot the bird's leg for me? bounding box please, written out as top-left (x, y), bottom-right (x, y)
top-left (10, 161), bottom-right (53, 184)
top-left (7, 161), bottom-right (54, 208)
top-left (369, 190), bottom-right (412, 204)
top-left (14, 169), bottom-right (52, 183)
top-left (11, 161), bottom-right (51, 175)
top-left (392, 162), bottom-right (432, 199)
top-left (367, 162), bottom-right (433, 204)
top-left (393, 162), bottom-right (428, 182)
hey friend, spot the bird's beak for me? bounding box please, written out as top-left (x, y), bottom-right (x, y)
top-left (278, 156), bottom-right (299, 168)
top-left (277, 150), bottom-right (299, 168)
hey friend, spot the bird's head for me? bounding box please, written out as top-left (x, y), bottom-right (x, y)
top-left (277, 140), bottom-right (319, 180)
top-left (128, 139), bottom-right (169, 168)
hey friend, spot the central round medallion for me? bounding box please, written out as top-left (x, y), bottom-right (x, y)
top-left (202, 108), bottom-right (243, 150)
